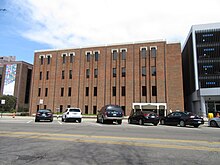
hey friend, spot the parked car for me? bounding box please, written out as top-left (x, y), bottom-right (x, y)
top-left (62, 108), bottom-right (82, 122)
top-left (160, 112), bottom-right (204, 128)
top-left (97, 105), bottom-right (124, 124)
top-left (209, 117), bottom-right (220, 127)
top-left (35, 109), bottom-right (53, 122)
top-left (128, 110), bottom-right (159, 126)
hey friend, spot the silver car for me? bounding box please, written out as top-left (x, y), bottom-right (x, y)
top-left (209, 117), bottom-right (220, 127)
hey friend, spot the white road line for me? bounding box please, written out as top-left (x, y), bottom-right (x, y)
top-left (58, 121), bottom-right (63, 125)
top-left (26, 120), bottom-right (32, 123)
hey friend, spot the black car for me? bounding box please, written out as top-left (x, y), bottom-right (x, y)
top-left (128, 110), bottom-right (159, 126)
top-left (97, 105), bottom-right (124, 124)
top-left (35, 109), bottom-right (53, 122)
top-left (160, 112), bottom-right (204, 128)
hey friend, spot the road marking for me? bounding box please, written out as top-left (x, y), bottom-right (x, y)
top-left (57, 121), bottom-right (63, 125)
top-left (26, 120), bottom-right (32, 123)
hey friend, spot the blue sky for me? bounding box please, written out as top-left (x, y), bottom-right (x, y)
top-left (1, 0), bottom-right (220, 64)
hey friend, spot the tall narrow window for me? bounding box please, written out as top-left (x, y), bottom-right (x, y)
top-left (46, 71), bottom-right (49, 80)
top-left (45, 88), bottom-right (48, 97)
top-left (113, 50), bottom-right (117, 60)
top-left (142, 67), bottom-right (146, 76)
top-left (151, 47), bottom-right (157, 58)
top-left (122, 67), bottom-right (126, 77)
top-left (86, 52), bottom-right (90, 62)
top-left (40, 72), bottom-right (42, 80)
top-left (61, 87), bottom-right (64, 97)
top-left (38, 88), bottom-right (41, 97)
top-left (47, 56), bottom-right (51, 64)
top-left (68, 87), bottom-right (71, 97)
top-left (94, 69), bottom-right (98, 78)
top-left (63, 54), bottom-right (66, 63)
top-left (70, 53), bottom-right (74, 63)
top-left (112, 86), bottom-right (116, 96)
top-left (44, 105), bottom-right (47, 109)
top-left (69, 70), bottom-right (72, 79)
top-left (152, 86), bottom-right (157, 96)
top-left (85, 105), bottom-right (88, 114)
top-left (122, 50), bottom-right (126, 60)
top-left (86, 69), bottom-right (90, 78)
top-left (142, 86), bottom-right (146, 96)
top-left (94, 87), bottom-right (97, 96)
top-left (141, 48), bottom-right (147, 58)
top-left (95, 52), bottom-right (99, 61)
top-left (93, 106), bottom-right (97, 114)
top-left (122, 86), bottom-right (126, 96)
top-left (40, 56), bottom-right (44, 65)
top-left (60, 105), bottom-right (63, 113)
top-left (62, 70), bottom-right (65, 79)
top-left (151, 66), bottom-right (156, 76)
top-left (86, 87), bottom-right (89, 96)
top-left (113, 68), bottom-right (116, 77)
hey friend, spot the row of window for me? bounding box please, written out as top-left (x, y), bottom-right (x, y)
top-left (39, 47), bottom-right (157, 65)
top-left (39, 66), bottom-right (156, 80)
top-left (37, 86), bottom-right (157, 97)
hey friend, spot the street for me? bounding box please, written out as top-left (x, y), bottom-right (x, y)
top-left (0, 117), bottom-right (220, 165)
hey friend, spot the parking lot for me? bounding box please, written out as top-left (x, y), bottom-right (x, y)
top-left (0, 116), bottom-right (220, 165)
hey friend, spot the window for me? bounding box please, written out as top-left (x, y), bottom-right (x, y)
top-left (37, 105), bottom-right (39, 111)
top-left (122, 86), bottom-right (126, 96)
top-left (44, 105), bottom-right (47, 109)
top-left (142, 86), bottom-right (146, 96)
top-left (113, 50), bottom-right (117, 60)
top-left (142, 67), bottom-right (146, 76)
top-left (69, 70), bottom-right (72, 79)
top-left (112, 86), bottom-right (116, 96)
top-left (152, 86), bottom-right (157, 96)
top-left (45, 88), bottom-right (48, 97)
top-left (38, 88), bottom-right (41, 97)
top-left (122, 50), bottom-right (126, 60)
top-left (62, 70), bottom-right (65, 79)
top-left (141, 47), bottom-right (147, 58)
top-left (86, 52), bottom-right (90, 62)
top-left (94, 87), bottom-right (97, 96)
top-left (62, 54), bottom-right (66, 63)
top-left (122, 67), bottom-right (126, 77)
top-left (95, 52), bottom-right (99, 61)
top-left (151, 66), bottom-right (156, 76)
top-left (47, 56), bottom-right (51, 64)
top-left (68, 87), bottom-right (71, 97)
top-left (60, 105), bottom-right (63, 113)
top-left (70, 53), bottom-right (74, 63)
top-left (86, 87), bottom-right (89, 96)
top-left (86, 69), bottom-right (90, 78)
top-left (67, 105), bottom-right (71, 108)
top-left (93, 106), bottom-right (97, 114)
top-left (40, 72), bottom-right (42, 80)
top-left (94, 69), bottom-right (98, 78)
top-left (151, 47), bottom-right (157, 58)
top-left (61, 87), bottom-right (64, 97)
top-left (85, 105), bottom-right (88, 114)
top-left (40, 56), bottom-right (44, 65)
top-left (46, 71), bottom-right (49, 80)
top-left (113, 68), bottom-right (116, 77)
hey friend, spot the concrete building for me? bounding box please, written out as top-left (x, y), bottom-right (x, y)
top-left (182, 23), bottom-right (220, 118)
top-left (0, 61), bottom-right (33, 112)
top-left (0, 56), bottom-right (16, 62)
top-left (30, 40), bottom-right (184, 116)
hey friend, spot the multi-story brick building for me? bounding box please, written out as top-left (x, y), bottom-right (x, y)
top-left (30, 40), bottom-right (184, 116)
top-left (0, 61), bottom-right (33, 112)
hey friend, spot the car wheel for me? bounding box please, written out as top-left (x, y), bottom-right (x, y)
top-left (194, 124), bottom-right (199, 128)
top-left (153, 122), bottom-right (158, 126)
top-left (101, 116), bottom-right (105, 124)
top-left (61, 118), bottom-right (64, 122)
top-left (210, 120), bottom-right (218, 127)
top-left (160, 119), bottom-right (165, 125)
top-left (50, 119), bottom-right (53, 122)
top-left (117, 120), bottom-right (122, 125)
top-left (96, 116), bottom-right (99, 123)
top-left (78, 119), bottom-right (82, 123)
top-left (128, 118), bottom-right (131, 124)
top-left (35, 119), bottom-right (39, 122)
top-left (179, 120), bottom-right (185, 127)
top-left (139, 119), bottom-right (143, 125)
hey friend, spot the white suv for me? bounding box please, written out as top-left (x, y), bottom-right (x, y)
top-left (62, 108), bottom-right (82, 123)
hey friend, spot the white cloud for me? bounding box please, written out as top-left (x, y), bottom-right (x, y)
top-left (10, 0), bottom-right (220, 48)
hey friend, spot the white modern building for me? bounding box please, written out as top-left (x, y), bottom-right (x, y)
top-left (182, 23), bottom-right (220, 118)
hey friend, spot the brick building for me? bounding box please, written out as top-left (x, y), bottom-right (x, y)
top-left (0, 61), bottom-right (33, 112)
top-left (30, 40), bottom-right (184, 116)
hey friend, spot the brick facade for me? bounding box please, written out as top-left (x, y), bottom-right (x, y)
top-left (30, 41), bottom-right (184, 115)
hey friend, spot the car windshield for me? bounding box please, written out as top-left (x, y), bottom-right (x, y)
top-left (38, 109), bottom-right (51, 113)
top-left (69, 109), bottom-right (80, 112)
